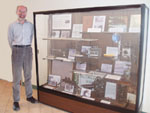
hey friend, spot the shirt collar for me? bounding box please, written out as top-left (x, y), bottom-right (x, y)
top-left (16, 19), bottom-right (27, 24)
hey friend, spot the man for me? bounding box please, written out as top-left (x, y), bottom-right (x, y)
top-left (8, 5), bottom-right (37, 111)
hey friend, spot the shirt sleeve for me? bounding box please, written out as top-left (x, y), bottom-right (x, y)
top-left (8, 24), bottom-right (13, 48)
top-left (30, 23), bottom-right (34, 45)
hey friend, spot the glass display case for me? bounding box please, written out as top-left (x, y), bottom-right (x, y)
top-left (33, 4), bottom-right (149, 113)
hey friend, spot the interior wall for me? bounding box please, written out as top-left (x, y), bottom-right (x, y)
top-left (0, 0), bottom-right (149, 112)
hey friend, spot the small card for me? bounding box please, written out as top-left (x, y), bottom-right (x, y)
top-left (43, 85), bottom-right (54, 89)
top-left (105, 74), bottom-right (121, 80)
top-left (87, 28), bottom-right (102, 32)
top-left (100, 100), bottom-right (111, 104)
top-left (127, 93), bottom-right (136, 104)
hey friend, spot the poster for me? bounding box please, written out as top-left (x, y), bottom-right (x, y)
top-left (92, 16), bottom-right (106, 32)
top-left (52, 14), bottom-right (72, 29)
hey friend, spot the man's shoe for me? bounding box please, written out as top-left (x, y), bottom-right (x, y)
top-left (13, 102), bottom-right (20, 111)
top-left (27, 96), bottom-right (38, 103)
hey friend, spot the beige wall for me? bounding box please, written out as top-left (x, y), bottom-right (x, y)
top-left (0, 0), bottom-right (150, 112)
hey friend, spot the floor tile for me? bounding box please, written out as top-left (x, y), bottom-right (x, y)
top-left (0, 79), bottom-right (70, 113)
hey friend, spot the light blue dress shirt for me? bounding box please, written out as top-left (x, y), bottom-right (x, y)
top-left (8, 20), bottom-right (33, 48)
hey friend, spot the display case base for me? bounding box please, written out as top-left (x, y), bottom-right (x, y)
top-left (39, 91), bottom-right (122, 113)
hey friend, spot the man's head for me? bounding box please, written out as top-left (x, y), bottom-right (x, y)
top-left (16, 5), bottom-right (27, 20)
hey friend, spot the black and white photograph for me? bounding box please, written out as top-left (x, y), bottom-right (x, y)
top-left (80, 88), bottom-right (91, 98)
top-left (48, 75), bottom-right (61, 87)
top-left (64, 83), bottom-right (74, 93)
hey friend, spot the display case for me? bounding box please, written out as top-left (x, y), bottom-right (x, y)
top-left (33, 4), bottom-right (149, 113)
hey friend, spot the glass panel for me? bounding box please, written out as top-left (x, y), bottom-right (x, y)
top-left (35, 7), bottom-right (142, 111)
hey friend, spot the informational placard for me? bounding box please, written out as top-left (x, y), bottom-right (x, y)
top-left (114, 61), bottom-right (131, 75)
top-left (105, 82), bottom-right (117, 100)
top-left (101, 64), bottom-right (112, 73)
top-left (108, 16), bottom-right (128, 32)
top-left (76, 62), bottom-right (87, 71)
top-left (129, 14), bottom-right (141, 32)
top-left (106, 47), bottom-right (119, 57)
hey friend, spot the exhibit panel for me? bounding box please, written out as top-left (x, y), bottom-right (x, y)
top-left (34, 4), bottom-right (149, 113)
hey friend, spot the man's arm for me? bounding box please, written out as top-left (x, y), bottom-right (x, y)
top-left (8, 24), bottom-right (13, 49)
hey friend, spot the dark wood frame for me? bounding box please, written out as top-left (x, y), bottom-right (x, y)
top-left (33, 4), bottom-right (149, 113)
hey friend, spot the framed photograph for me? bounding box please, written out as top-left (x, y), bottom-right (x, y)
top-left (68, 49), bottom-right (76, 60)
top-left (122, 48), bottom-right (131, 59)
top-left (81, 87), bottom-right (91, 98)
top-left (48, 75), bottom-right (61, 87)
top-left (89, 47), bottom-right (101, 57)
top-left (51, 31), bottom-right (60, 38)
top-left (61, 31), bottom-right (70, 38)
top-left (81, 46), bottom-right (91, 55)
top-left (64, 83), bottom-right (74, 93)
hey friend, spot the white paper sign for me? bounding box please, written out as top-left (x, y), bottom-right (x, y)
top-left (87, 28), bottom-right (102, 32)
top-left (72, 24), bottom-right (83, 38)
top-left (129, 15), bottom-right (141, 32)
top-left (76, 62), bottom-right (87, 71)
top-left (101, 64), bottom-right (112, 73)
top-left (114, 61), bottom-right (131, 75)
top-left (105, 82), bottom-right (117, 100)
top-left (127, 93), bottom-right (136, 104)
top-left (68, 49), bottom-right (76, 60)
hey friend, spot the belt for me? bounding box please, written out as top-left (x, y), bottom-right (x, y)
top-left (13, 45), bottom-right (31, 48)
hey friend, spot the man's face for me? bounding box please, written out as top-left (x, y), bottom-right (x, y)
top-left (17, 6), bottom-right (27, 19)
